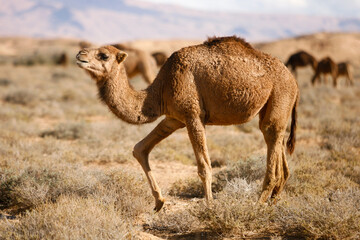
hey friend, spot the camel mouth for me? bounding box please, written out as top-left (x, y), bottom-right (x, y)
top-left (77, 59), bottom-right (89, 64)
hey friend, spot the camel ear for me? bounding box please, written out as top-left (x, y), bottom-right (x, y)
top-left (116, 52), bottom-right (128, 63)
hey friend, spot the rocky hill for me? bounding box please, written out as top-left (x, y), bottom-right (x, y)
top-left (1, 0), bottom-right (360, 43)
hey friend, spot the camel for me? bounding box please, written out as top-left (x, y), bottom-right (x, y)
top-left (151, 51), bottom-right (168, 67)
top-left (111, 43), bottom-right (158, 84)
top-left (79, 41), bottom-right (158, 84)
top-left (79, 41), bottom-right (93, 49)
top-left (56, 52), bottom-right (69, 67)
top-left (311, 57), bottom-right (338, 87)
top-left (337, 62), bottom-right (354, 86)
top-left (76, 36), bottom-right (299, 212)
top-left (286, 50), bottom-right (318, 78)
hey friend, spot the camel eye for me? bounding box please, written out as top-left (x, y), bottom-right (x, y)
top-left (98, 53), bottom-right (109, 61)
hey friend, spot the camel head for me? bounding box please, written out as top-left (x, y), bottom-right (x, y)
top-left (76, 45), bottom-right (128, 79)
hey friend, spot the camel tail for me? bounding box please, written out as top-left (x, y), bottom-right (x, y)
top-left (286, 91), bottom-right (299, 155)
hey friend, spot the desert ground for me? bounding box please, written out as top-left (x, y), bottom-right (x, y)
top-left (0, 32), bottom-right (359, 239)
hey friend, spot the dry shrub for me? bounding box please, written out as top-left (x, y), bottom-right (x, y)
top-left (3, 90), bottom-right (36, 106)
top-left (193, 179), bottom-right (268, 236)
top-left (40, 122), bottom-right (86, 140)
top-left (169, 156), bottom-right (265, 198)
top-left (147, 207), bottom-right (200, 235)
top-left (0, 196), bottom-right (137, 240)
top-left (193, 178), bottom-right (360, 239)
top-left (0, 165), bottom-right (151, 217)
top-left (274, 188), bottom-right (360, 239)
top-left (320, 120), bottom-right (360, 162)
top-left (0, 166), bottom-right (98, 213)
top-left (0, 78), bottom-right (11, 86)
top-left (285, 147), bottom-right (356, 197)
top-left (169, 178), bottom-right (204, 198)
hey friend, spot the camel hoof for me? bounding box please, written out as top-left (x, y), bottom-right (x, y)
top-left (153, 199), bottom-right (165, 212)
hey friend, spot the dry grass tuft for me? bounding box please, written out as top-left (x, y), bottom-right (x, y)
top-left (0, 164), bottom-right (151, 218)
top-left (320, 120), bottom-right (360, 163)
top-left (169, 156), bottom-right (265, 198)
top-left (0, 196), bottom-right (137, 239)
top-left (40, 122), bottom-right (86, 140)
top-left (192, 180), bottom-right (360, 239)
top-left (3, 90), bottom-right (37, 106)
top-left (0, 78), bottom-right (11, 86)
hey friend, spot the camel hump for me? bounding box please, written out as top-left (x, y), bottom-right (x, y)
top-left (204, 35), bottom-right (254, 49)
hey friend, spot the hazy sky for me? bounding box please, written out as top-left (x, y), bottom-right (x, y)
top-left (140, 0), bottom-right (360, 18)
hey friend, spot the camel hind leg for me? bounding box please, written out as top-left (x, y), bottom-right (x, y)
top-left (133, 117), bottom-right (185, 211)
top-left (271, 144), bottom-right (290, 200)
top-left (346, 72), bottom-right (354, 86)
top-left (258, 96), bottom-right (293, 203)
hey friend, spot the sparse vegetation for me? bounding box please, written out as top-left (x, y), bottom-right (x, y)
top-left (3, 90), bottom-right (36, 106)
top-left (0, 36), bottom-right (359, 239)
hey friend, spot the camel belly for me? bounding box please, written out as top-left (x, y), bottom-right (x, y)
top-left (204, 98), bottom-right (266, 125)
top-left (201, 80), bottom-right (271, 125)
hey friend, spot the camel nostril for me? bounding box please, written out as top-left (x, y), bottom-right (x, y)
top-left (76, 50), bottom-right (88, 60)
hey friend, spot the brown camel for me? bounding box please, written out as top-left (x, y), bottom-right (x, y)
top-left (151, 51), bottom-right (168, 67)
top-left (56, 52), bottom-right (69, 67)
top-left (311, 57), bottom-right (338, 87)
top-left (112, 43), bottom-right (158, 84)
top-left (337, 62), bottom-right (354, 86)
top-left (76, 36), bottom-right (299, 211)
top-left (79, 41), bottom-right (93, 49)
top-left (286, 50), bottom-right (318, 78)
top-left (79, 41), bottom-right (158, 84)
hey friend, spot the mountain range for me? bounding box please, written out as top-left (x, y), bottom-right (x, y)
top-left (1, 0), bottom-right (360, 43)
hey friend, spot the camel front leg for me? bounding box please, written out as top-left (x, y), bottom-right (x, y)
top-left (133, 117), bottom-right (185, 211)
top-left (311, 72), bottom-right (320, 86)
top-left (186, 118), bottom-right (213, 203)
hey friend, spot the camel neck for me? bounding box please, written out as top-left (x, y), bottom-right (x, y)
top-left (96, 65), bottom-right (162, 124)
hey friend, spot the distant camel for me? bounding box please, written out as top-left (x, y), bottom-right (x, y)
top-left (311, 57), bottom-right (338, 87)
top-left (151, 51), bottom-right (168, 67)
top-left (286, 50), bottom-right (318, 78)
top-left (76, 36), bottom-right (299, 211)
top-left (79, 41), bottom-right (158, 84)
top-left (79, 41), bottom-right (93, 50)
top-left (337, 62), bottom-right (354, 86)
top-left (56, 52), bottom-right (68, 67)
top-left (112, 43), bottom-right (158, 84)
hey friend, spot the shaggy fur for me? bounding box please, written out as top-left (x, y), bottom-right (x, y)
top-left (337, 62), bottom-right (354, 86)
top-left (76, 36), bottom-right (299, 211)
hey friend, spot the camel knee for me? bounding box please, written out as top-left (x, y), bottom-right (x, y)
top-left (132, 142), bottom-right (148, 163)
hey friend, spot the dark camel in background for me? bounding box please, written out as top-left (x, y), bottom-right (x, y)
top-left (56, 52), bottom-right (69, 67)
top-left (311, 57), bottom-right (338, 87)
top-left (286, 50), bottom-right (318, 78)
top-left (76, 36), bottom-right (299, 211)
top-left (337, 62), bottom-right (354, 86)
